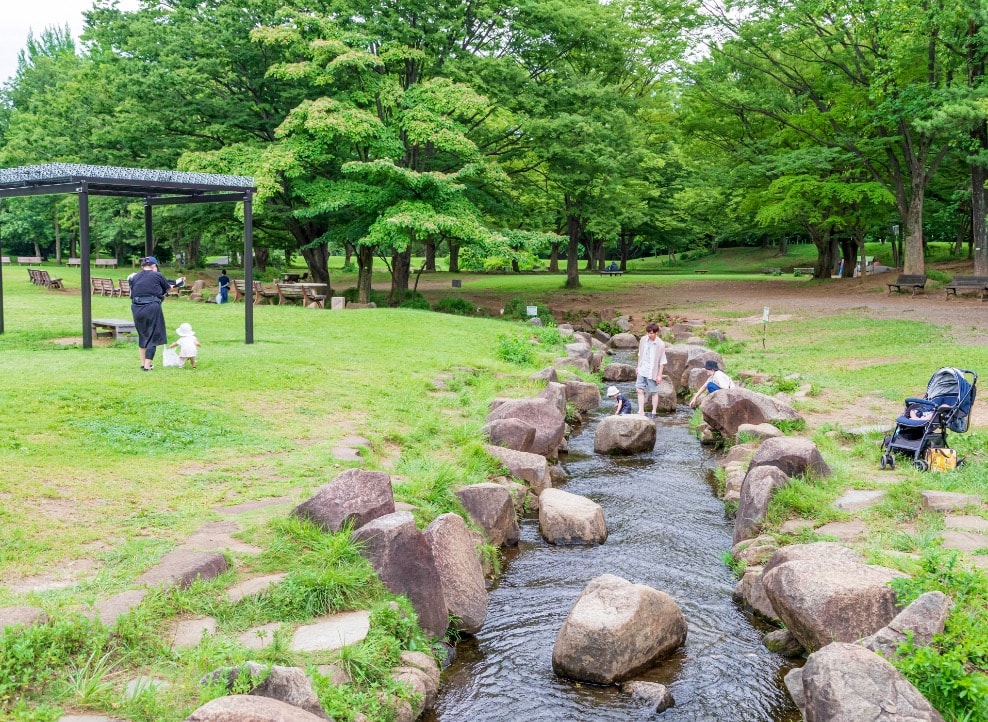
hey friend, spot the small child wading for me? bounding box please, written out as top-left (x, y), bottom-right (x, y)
top-left (606, 385), bottom-right (633, 415)
top-left (168, 323), bottom-right (202, 369)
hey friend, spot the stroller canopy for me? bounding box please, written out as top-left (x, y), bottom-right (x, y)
top-left (924, 367), bottom-right (977, 432)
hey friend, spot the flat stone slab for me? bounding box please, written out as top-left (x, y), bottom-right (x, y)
top-left (841, 424), bottom-right (893, 437)
top-left (60, 716), bottom-right (126, 722)
top-left (171, 617), bottom-right (217, 648)
top-left (938, 530), bottom-right (988, 554)
top-left (339, 435), bottom-right (371, 448)
top-left (225, 573), bottom-right (287, 604)
top-left (124, 676), bottom-right (169, 699)
top-left (89, 590), bottom-right (147, 627)
top-left (922, 491), bottom-right (983, 512)
top-left (0, 605), bottom-right (48, 630)
top-left (216, 497), bottom-right (293, 515)
top-left (331, 447), bottom-right (362, 461)
top-left (137, 550), bottom-right (228, 590)
top-left (834, 490), bottom-right (886, 512)
top-left (290, 610), bottom-right (371, 652)
top-left (945, 515), bottom-right (988, 533)
top-left (238, 621), bottom-right (282, 650)
top-left (179, 521), bottom-right (262, 555)
top-left (779, 519), bottom-right (815, 534)
top-left (815, 520), bottom-right (868, 542)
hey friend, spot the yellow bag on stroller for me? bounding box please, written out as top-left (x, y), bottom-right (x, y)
top-left (925, 447), bottom-right (957, 472)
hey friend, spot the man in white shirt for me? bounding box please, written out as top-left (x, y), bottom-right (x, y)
top-left (689, 359), bottom-right (737, 408)
top-left (636, 322), bottom-right (667, 416)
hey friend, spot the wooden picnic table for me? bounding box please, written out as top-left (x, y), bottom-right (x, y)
top-left (92, 318), bottom-right (137, 341)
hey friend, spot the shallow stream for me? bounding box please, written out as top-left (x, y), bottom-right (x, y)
top-left (427, 396), bottom-right (802, 721)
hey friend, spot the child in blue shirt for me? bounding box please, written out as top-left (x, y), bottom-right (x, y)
top-left (606, 386), bottom-right (633, 415)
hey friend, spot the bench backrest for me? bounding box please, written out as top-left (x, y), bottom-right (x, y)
top-left (18, 256), bottom-right (42, 264)
top-left (67, 258), bottom-right (82, 266)
top-left (895, 274), bottom-right (926, 284)
top-left (118, 278), bottom-right (131, 296)
top-left (277, 283), bottom-right (305, 300)
top-left (951, 276), bottom-right (988, 285)
top-left (1, 256), bottom-right (10, 264)
top-left (94, 258), bottom-right (118, 266)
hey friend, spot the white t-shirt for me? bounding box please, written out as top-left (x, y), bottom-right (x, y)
top-left (637, 337), bottom-right (667, 378)
top-left (709, 370), bottom-right (735, 390)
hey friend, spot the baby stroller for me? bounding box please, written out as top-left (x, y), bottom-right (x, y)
top-left (880, 367), bottom-right (977, 471)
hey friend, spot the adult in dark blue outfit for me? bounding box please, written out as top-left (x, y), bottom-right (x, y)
top-left (129, 256), bottom-right (171, 371)
top-left (217, 269), bottom-right (231, 304)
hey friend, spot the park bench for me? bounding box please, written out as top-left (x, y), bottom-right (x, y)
top-left (94, 258), bottom-right (118, 269)
top-left (66, 258), bottom-right (82, 267)
top-left (232, 279), bottom-right (277, 304)
top-left (793, 267), bottom-right (814, 276)
top-left (30, 269), bottom-right (63, 289)
top-left (945, 275), bottom-right (988, 301)
top-left (276, 283), bottom-right (306, 306)
top-left (91, 318), bottom-right (137, 341)
top-left (694, 269), bottom-right (708, 274)
top-left (91, 277), bottom-right (118, 296)
top-left (117, 278), bottom-right (130, 297)
top-left (887, 274), bottom-right (927, 296)
top-left (762, 267), bottom-right (782, 275)
top-left (301, 284), bottom-right (327, 308)
top-left (18, 256), bottom-right (42, 265)
top-left (599, 270), bottom-right (624, 276)
top-left (1, 256), bottom-right (9, 264)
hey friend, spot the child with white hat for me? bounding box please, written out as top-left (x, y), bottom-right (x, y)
top-left (606, 385), bottom-right (633, 415)
top-left (168, 323), bottom-right (202, 369)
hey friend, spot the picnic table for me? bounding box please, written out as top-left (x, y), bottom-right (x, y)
top-left (92, 318), bottom-right (137, 341)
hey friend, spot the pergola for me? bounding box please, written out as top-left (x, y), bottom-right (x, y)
top-left (0, 163), bottom-right (257, 347)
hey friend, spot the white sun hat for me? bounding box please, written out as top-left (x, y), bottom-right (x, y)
top-left (176, 323), bottom-right (195, 336)
top-left (606, 385), bottom-right (620, 397)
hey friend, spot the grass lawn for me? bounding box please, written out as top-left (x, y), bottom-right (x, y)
top-left (0, 263), bottom-right (985, 721)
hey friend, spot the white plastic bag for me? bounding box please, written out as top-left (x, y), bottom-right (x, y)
top-left (163, 348), bottom-right (182, 367)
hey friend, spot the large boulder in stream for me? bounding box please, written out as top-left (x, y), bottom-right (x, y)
top-left (594, 415), bottom-right (656, 455)
top-left (732, 466), bottom-right (791, 545)
top-left (552, 574), bottom-right (687, 685)
top-left (747, 436), bottom-right (832, 479)
top-left (291, 468), bottom-right (395, 533)
top-left (423, 513), bottom-right (488, 635)
top-left (539, 489), bottom-right (607, 545)
top-left (787, 643), bottom-right (945, 722)
top-left (486, 397), bottom-right (565, 458)
top-left (700, 388), bottom-right (802, 437)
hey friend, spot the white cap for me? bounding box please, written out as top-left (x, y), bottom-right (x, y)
top-left (606, 386), bottom-right (619, 397)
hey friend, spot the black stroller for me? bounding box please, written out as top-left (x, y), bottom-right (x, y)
top-left (880, 367), bottom-right (977, 471)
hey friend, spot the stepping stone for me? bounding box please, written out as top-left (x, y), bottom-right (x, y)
top-left (171, 617), bottom-right (217, 648)
top-left (779, 519), bottom-right (815, 534)
top-left (331, 447), bottom-right (362, 461)
top-left (339, 435), bottom-right (371, 448)
top-left (841, 424), bottom-right (893, 437)
top-left (216, 497), bottom-right (292, 515)
top-left (225, 573), bottom-right (287, 604)
top-left (179, 521), bottom-right (262, 555)
top-left (59, 716), bottom-right (125, 722)
top-left (290, 610), bottom-right (371, 652)
top-left (834, 490), bottom-right (886, 512)
top-left (0, 606), bottom-right (47, 630)
top-left (124, 676), bottom-right (169, 699)
top-left (137, 550), bottom-right (228, 590)
top-left (395, 501), bottom-right (418, 513)
top-left (945, 515), bottom-right (988, 533)
top-left (89, 590), bottom-right (147, 627)
top-left (815, 520), bottom-right (868, 542)
top-left (938, 530), bottom-right (988, 554)
top-left (921, 491), bottom-right (982, 512)
top-left (238, 621), bottom-right (283, 650)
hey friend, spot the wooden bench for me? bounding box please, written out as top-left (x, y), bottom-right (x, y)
top-left (276, 283), bottom-right (306, 305)
top-left (67, 258), bottom-right (82, 267)
top-left (39, 270), bottom-right (63, 289)
top-left (762, 267), bottom-right (782, 275)
top-left (793, 267), bottom-right (814, 276)
top-left (945, 275), bottom-right (988, 301)
top-left (0, 256), bottom-right (9, 264)
top-left (887, 274), bottom-right (927, 296)
top-left (18, 256), bottom-right (42, 265)
top-left (94, 258), bottom-right (118, 269)
top-left (91, 277), bottom-right (118, 296)
top-left (91, 318), bottom-right (137, 341)
top-left (117, 278), bottom-right (130, 297)
top-left (232, 279), bottom-right (277, 305)
top-left (694, 269), bottom-right (708, 274)
top-left (599, 270), bottom-right (624, 277)
top-left (301, 284), bottom-right (327, 308)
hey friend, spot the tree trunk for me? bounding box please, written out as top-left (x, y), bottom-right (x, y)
top-left (809, 225), bottom-right (834, 279)
top-left (188, 234), bottom-right (201, 268)
top-left (357, 244), bottom-right (374, 303)
top-left (53, 205), bottom-right (61, 264)
top-left (565, 205), bottom-right (581, 289)
top-left (424, 239), bottom-right (436, 271)
top-left (345, 242), bottom-right (354, 268)
top-left (549, 241), bottom-right (560, 273)
top-left (972, 135), bottom-right (988, 274)
top-left (838, 236), bottom-right (855, 277)
top-left (778, 236), bottom-right (788, 256)
top-left (389, 247), bottom-right (412, 305)
top-left (253, 245), bottom-right (269, 274)
top-left (619, 231), bottom-right (633, 270)
top-left (902, 180), bottom-right (925, 275)
top-left (301, 244), bottom-right (330, 287)
top-left (448, 242), bottom-right (460, 273)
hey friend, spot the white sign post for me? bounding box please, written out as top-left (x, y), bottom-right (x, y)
top-left (762, 306), bottom-right (770, 350)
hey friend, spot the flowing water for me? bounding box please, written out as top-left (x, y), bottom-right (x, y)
top-left (427, 395), bottom-right (802, 722)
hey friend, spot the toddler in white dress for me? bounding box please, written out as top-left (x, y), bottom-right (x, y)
top-left (168, 323), bottom-right (202, 369)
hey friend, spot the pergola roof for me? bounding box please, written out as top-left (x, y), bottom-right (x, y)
top-left (0, 163), bottom-right (257, 347)
top-left (0, 163), bottom-right (254, 203)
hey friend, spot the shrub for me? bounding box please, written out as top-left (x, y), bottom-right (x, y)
top-left (398, 291), bottom-right (431, 310)
top-left (433, 297), bottom-right (478, 316)
top-left (495, 334), bottom-right (535, 365)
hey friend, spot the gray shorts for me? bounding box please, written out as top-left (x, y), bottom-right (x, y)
top-left (635, 374), bottom-right (658, 393)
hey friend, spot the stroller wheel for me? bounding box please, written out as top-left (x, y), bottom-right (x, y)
top-left (886, 455), bottom-right (895, 470)
top-left (913, 459), bottom-right (929, 472)
top-left (880, 455), bottom-right (889, 470)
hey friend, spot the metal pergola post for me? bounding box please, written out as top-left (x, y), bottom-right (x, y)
top-left (79, 182), bottom-right (92, 349)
